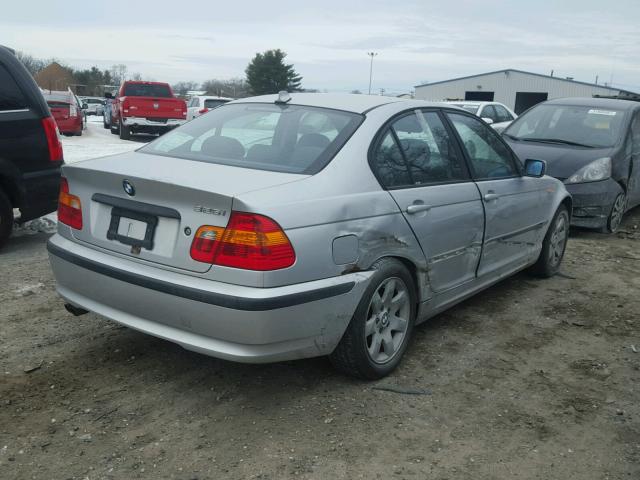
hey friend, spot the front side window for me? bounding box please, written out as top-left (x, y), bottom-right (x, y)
top-left (481, 105), bottom-right (498, 122)
top-left (142, 103), bottom-right (362, 174)
top-left (448, 112), bottom-right (519, 179)
top-left (494, 105), bottom-right (514, 122)
top-left (371, 110), bottom-right (469, 188)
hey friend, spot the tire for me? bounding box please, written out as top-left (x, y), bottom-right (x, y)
top-left (601, 192), bottom-right (626, 234)
top-left (119, 119), bottom-right (131, 140)
top-left (530, 205), bottom-right (569, 278)
top-left (329, 258), bottom-right (417, 379)
top-left (103, 117), bottom-right (109, 129)
top-left (110, 119), bottom-right (119, 135)
top-left (0, 189), bottom-right (13, 249)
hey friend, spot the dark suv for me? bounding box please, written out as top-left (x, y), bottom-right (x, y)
top-left (0, 45), bottom-right (63, 248)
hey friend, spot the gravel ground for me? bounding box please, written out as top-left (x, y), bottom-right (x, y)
top-left (1, 204), bottom-right (639, 479)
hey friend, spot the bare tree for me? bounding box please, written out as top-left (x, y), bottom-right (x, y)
top-left (110, 64), bottom-right (128, 86)
top-left (173, 81), bottom-right (200, 96)
top-left (201, 77), bottom-right (249, 98)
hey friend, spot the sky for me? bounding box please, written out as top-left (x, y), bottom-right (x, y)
top-left (2, 0), bottom-right (640, 95)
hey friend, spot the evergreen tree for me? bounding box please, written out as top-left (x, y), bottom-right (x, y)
top-left (245, 49), bottom-right (302, 95)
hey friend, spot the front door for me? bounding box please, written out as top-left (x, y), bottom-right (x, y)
top-left (446, 112), bottom-right (547, 277)
top-left (370, 109), bottom-right (485, 293)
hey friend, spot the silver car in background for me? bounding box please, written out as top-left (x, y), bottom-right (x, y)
top-left (445, 101), bottom-right (517, 132)
top-left (48, 93), bottom-right (571, 379)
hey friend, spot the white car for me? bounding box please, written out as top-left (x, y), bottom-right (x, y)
top-left (79, 97), bottom-right (105, 116)
top-left (446, 101), bottom-right (517, 132)
top-left (186, 95), bottom-right (233, 121)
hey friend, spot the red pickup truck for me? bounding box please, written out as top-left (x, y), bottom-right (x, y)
top-left (110, 81), bottom-right (187, 140)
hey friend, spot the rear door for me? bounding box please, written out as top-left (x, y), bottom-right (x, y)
top-left (446, 111), bottom-right (547, 277)
top-left (373, 109), bottom-right (485, 293)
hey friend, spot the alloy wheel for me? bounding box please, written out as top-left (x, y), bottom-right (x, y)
top-left (609, 194), bottom-right (626, 233)
top-left (364, 277), bottom-right (411, 364)
top-left (548, 212), bottom-right (568, 267)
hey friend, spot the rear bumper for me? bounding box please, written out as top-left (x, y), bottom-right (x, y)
top-left (122, 116), bottom-right (186, 128)
top-left (47, 234), bottom-right (372, 363)
top-left (54, 117), bottom-right (82, 134)
top-left (565, 178), bottom-right (623, 229)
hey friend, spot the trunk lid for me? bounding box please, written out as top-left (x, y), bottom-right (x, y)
top-left (64, 151), bottom-right (307, 273)
top-left (124, 96), bottom-right (186, 120)
top-left (48, 101), bottom-right (71, 121)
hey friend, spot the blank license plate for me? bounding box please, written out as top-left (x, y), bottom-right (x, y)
top-left (107, 207), bottom-right (158, 250)
top-left (117, 217), bottom-right (147, 240)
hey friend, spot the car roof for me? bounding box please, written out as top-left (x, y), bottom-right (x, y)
top-left (544, 97), bottom-right (640, 110)
top-left (231, 93), bottom-right (412, 114)
top-left (446, 101), bottom-right (485, 105)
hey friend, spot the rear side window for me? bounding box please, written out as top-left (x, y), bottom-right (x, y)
top-left (0, 64), bottom-right (28, 111)
top-left (123, 83), bottom-right (172, 97)
top-left (370, 110), bottom-right (469, 188)
top-left (142, 103), bottom-right (363, 174)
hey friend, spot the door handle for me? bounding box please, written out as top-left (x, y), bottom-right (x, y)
top-left (406, 204), bottom-right (432, 214)
top-left (483, 193), bottom-right (500, 202)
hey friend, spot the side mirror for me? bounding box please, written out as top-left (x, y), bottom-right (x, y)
top-left (481, 117), bottom-right (494, 125)
top-left (524, 159), bottom-right (546, 177)
top-left (82, 103), bottom-right (88, 110)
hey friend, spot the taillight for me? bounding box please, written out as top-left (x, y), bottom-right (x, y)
top-left (198, 108), bottom-right (209, 114)
top-left (190, 212), bottom-right (295, 270)
top-left (57, 178), bottom-right (82, 230)
top-left (42, 117), bottom-right (63, 162)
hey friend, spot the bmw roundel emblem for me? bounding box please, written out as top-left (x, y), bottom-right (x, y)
top-left (123, 180), bottom-right (135, 196)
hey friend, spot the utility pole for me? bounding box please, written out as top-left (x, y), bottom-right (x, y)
top-left (367, 52), bottom-right (378, 95)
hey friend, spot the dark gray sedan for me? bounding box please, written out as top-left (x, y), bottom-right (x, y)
top-left (503, 98), bottom-right (640, 233)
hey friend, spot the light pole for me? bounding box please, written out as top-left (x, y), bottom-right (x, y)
top-left (367, 52), bottom-right (378, 95)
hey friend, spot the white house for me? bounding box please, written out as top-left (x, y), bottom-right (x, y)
top-left (414, 69), bottom-right (639, 114)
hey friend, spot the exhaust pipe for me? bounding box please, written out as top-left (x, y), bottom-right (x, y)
top-left (64, 303), bottom-right (88, 316)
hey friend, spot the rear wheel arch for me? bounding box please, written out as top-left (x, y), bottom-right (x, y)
top-left (363, 254), bottom-right (424, 304)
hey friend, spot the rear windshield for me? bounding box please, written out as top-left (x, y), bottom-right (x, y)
top-left (452, 104), bottom-right (479, 114)
top-left (84, 98), bottom-right (104, 104)
top-left (141, 103), bottom-right (363, 174)
top-left (47, 101), bottom-right (70, 109)
top-left (204, 99), bottom-right (230, 109)
top-left (505, 104), bottom-right (626, 148)
top-left (123, 83), bottom-right (172, 98)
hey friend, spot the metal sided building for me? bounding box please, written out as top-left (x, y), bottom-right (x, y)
top-left (414, 69), bottom-right (639, 114)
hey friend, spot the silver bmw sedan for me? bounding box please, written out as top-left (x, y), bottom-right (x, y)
top-left (48, 92), bottom-right (571, 379)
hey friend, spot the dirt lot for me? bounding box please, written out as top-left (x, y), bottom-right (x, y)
top-left (1, 209), bottom-right (639, 480)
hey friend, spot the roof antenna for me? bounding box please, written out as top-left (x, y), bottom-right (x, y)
top-left (275, 91), bottom-right (291, 104)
